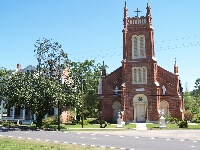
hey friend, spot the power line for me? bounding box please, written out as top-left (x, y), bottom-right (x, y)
top-left (68, 41), bottom-right (200, 61)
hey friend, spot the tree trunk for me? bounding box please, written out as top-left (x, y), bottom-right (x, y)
top-left (36, 114), bottom-right (45, 128)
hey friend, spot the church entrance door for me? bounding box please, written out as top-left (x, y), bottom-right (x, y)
top-left (133, 94), bottom-right (148, 123)
top-left (136, 104), bottom-right (146, 122)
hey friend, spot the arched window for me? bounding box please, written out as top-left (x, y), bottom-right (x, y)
top-left (132, 35), bottom-right (146, 59)
top-left (138, 68), bottom-right (142, 83)
top-left (133, 36), bottom-right (138, 58)
top-left (132, 67), bottom-right (147, 84)
top-left (140, 36), bottom-right (145, 58)
top-left (132, 68), bottom-right (137, 83)
top-left (142, 67), bottom-right (147, 83)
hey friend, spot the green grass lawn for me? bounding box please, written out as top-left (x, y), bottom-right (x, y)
top-left (57, 123), bottom-right (200, 131)
top-left (2, 122), bottom-right (200, 131)
top-left (146, 123), bottom-right (200, 130)
top-left (0, 136), bottom-right (112, 150)
top-left (45, 123), bottom-right (200, 131)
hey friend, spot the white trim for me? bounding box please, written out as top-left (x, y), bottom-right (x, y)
top-left (136, 88), bottom-right (145, 91)
top-left (155, 82), bottom-right (159, 86)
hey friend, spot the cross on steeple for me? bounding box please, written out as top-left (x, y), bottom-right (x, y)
top-left (134, 8), bottom-right (141, 18)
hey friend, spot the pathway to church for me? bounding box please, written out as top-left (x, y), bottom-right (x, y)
top-left (81, 129), bottom-right (200, 141)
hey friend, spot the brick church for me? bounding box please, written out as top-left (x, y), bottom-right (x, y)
top-left (98, 2), bottom-right (184, 123)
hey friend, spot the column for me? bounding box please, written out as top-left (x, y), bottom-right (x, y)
top-left (23, 109), bottom-right (25, 120)
top-left (45, 114), bottom-right (47, 119)
top-left (34, 114), bottom-right (36, 120)
top-left (30, 111), bottom-right (32, 120)
top-left (0, 102), bottom-right (3, 120)
top-left (74, 108), bottom-right (77, 120)
top-left (53, 107), bottom-right (56, 115)
top-left (133, 104), bottom-right (136, 123)
top-left (12, 106), bottom-right (15, 119)
top-left (146, 105), bottom-right (149, 122)
top-left (55, 107), bottom-right (58, 115)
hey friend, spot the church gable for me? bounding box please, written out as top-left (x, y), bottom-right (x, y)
top-left (102, 67), bottom-right (122, 95)
top-left (157, 65), bottom-right (179, 95)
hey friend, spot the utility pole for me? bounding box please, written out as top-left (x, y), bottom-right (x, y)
top-left (81, 79), bottom-right (85, 128)
top-left (57, 56), bottom-right (61, 131)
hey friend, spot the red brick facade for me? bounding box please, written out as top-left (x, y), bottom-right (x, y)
top-left (99, 3), bottom-right (184, 123)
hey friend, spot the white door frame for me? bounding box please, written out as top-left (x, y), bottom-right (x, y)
top-left (133, 94), bottom-right (148, 122)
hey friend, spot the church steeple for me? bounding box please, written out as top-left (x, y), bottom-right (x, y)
top-left (123, 1), bottom-right (128, 60)
top-left (102, 61), bottom-right (106, 77)
top-left (146, 1), bottom-right (152, 25)
top-left (174, 58), bottom-right (179, 75)
top-left (123, 1), bottom-right (128, 29)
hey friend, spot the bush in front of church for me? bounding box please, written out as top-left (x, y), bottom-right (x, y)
top-left (99, 120), bottom-right (107, 128)
top-left (178, 120), bottom-right (188, 128)
top-left (184, 110), bottom-right (194, 122)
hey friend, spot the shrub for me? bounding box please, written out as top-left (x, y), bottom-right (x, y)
top-left (164, 112), bottom-right (171, 122)
top-left (168, 117), bottom-right (174, 123)
top-left (184, 110), bottom-right (194, 121)
top-left (2, 120), bottom-right (9, 127)
top-left (174, 118), bottom-right (180, 124)
top-left (178, 120), bottom-right (188, 128)
top-left (79, 120), bottom-right (89, 125)
top-left (2, 120), bottom-right (15, 128)
top-left (67, 119), bottom-right (78, 125)
top-left (43, 117), bottom-right (54, 128)
top-left (88, 119), bottom-right (99, 124)
top-left (29, 124), bottom-right (37, 130)
top-left (99, 120), bottom-right (107, 128)
top-left (192, 114), bottom-right (200, 123)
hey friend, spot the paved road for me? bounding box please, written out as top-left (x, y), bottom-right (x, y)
top-left (0, 130), bottom-right (200, 150)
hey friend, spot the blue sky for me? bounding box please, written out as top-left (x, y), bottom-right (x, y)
top-left (0, 0), bottom-right (200, 91)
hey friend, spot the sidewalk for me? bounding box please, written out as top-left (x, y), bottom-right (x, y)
top-left (78, 130), bottom-right (200, 141)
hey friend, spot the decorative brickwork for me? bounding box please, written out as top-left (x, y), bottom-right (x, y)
top-left (100, 2), bottom-right (184, 123)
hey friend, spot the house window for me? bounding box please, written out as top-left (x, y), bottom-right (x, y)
top-left (14, 108), bottom-right (20, 116)
top-left (132, 67), bottom-right (147, 84)
top-left (132, 35), bottom-right (146, 59)
top-left (48, 108), bottom-right (54, 116)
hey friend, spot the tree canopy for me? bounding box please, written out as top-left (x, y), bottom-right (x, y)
top-left (69, 60), bottom-right (102, 118)
top-left (1, 38), bottom-right (103, 127)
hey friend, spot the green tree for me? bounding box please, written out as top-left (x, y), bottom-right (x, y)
top-left (33, 38), bottom-right (74, 127)
top-left (2, 39), bottom-right (75, 128)
top-left (0, 67), bottom-right (10, 103)
top-left (191, 78), bottom-right (200, 113)
top-left (69, 60), bottom-right (102, 119)
top-left (184, 110), bottom-right (194, 121)
top-left (184, 92), bottom-right (197, 112)
top-left (2, 71), bottom-right (75, 127)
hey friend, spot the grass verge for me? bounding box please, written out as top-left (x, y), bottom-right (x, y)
top-left (0, 136), bottom-right (112, 150)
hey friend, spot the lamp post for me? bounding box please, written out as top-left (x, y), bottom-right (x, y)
top-left (81, 79), bottom-right (85, 128)
top-left (57, 56), bottom-right (61, 131)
